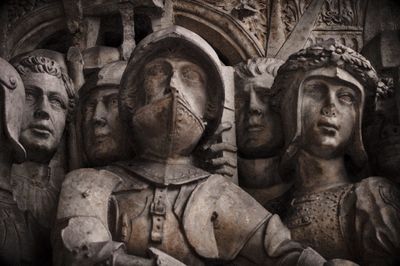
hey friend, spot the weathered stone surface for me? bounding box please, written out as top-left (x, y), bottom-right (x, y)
top-left (0, 0), bottom-right (400, 265)
top-left (271, 40), bottom-right (400, 264)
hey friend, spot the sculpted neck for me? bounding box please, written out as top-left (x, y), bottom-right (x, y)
top-left (0, 150), bottom-right (14, 191)
top-left (12, 161), bottom-right (50, 184)
top-left (238, 156), bottom-right (281, 188)
top-left (26, 149), bottom-right (53, 165)
top-left (294, 150), bottom-right (350, 195)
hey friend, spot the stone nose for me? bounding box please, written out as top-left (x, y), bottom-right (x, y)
top-left (167, 71), bottom-right (182, 95)
top-left (248, 88), bottom-right (263, 116)
top-left (321, 103), bottom-right (337, 117)
top-left (92, 101), bottom-right (107, 127)
top-left (34, 96), bottom-right (51, 120)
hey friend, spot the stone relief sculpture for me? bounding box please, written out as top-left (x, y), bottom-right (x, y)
top-left (0, 0), bottom-right (399, 265)
top-left (270, 40), bottom-right (400, 265)
top-left (53, 26), bottom-right (331, 266)
top-left (74, 60), bottom-right (133, 168)
top-left (361, 30), bottom-right (400, 184)
top-left (363, 76), bottom-right (400, 182)
top-left (9, 49), bottom-right (76, 265)
top-left (0, 57), bottom-right (32, 264)
top-left (234, 57), bottom-right (293, 207)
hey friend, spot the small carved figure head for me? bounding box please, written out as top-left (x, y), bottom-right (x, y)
top-left (77, 61), bottom-right (132, 166)
top-left (0, 57), bottom-right (26, 163)
top-left (364, 73), bottom-right (400, 181)
top-left (120, 26), bottom-right (225, 161)
top-left (13, 51), bottom-right (76, 163)
top-left (271, 40), bottom-right (378, 177)
top-left (235, 57), bottom-right (284, 158)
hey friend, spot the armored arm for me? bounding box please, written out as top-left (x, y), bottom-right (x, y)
top-left (52, 168), bottom-right (156, 266)
top-left (354, 177), bottom-right (400, 265)
top-left (183, 174), bottom-right (327, 265)
top-left (235, 214), bottom-right (326, 265)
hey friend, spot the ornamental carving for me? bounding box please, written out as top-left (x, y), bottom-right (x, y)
top-left (197, 0), bottom-right (267, 50)
top-left (0, 0), bottom-right (399, 265)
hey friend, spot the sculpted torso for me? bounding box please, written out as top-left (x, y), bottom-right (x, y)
top-left (273, 41), bottom-right (400, 264)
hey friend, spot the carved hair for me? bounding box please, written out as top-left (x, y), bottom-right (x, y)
top-left (235, 57), bottom-right (284, 81)
top-left (14, 56), bottom-right (76, 121)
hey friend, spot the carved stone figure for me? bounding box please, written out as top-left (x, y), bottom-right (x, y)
top-left (74, 60), bottom-right (133, 167)
top-left (10, 50), bottom-right (76, 265)
top-left (360, 30), bottom-right (400, 183)
top-left (0, 57), bottom-right (33, 264)
top-left (54, 26), bottom-right (329, 266)
top-left (363, 75), bottom-right (400, 182)
top-left (271, 40), bottom-right (400, 265)
top-left (234, 57), bottom-right (293, 207)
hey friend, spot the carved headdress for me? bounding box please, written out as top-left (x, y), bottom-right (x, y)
top-left (271, 40), bottom-right (379, 177)
top-left (0, 57), bottom-right (26, 163)
top-left (74, 61), bottom-right (127, 167)
top-left (120, 26), bottom-right (225, 158)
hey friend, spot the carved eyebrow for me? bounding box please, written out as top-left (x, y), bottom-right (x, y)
top-left (307, 81), bottom-right (327, 90)
top-left (25, 85), bottom-right (42, 94)
top-left (145, 60), bottom-right (169, 69)
top-left (254, 86), bottom-right (272, 94)
top-left (103, 93), bottom-right (119, 103)
top-left (338, 86), bottom-right (356, 94)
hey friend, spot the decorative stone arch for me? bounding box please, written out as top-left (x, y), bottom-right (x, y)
top-left (3, 2), bottom-right (70, 59)
top-left (173, 0), bottom-right (265, 65)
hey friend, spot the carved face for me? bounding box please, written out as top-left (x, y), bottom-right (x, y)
top-left (130, 56), bottom-right (208, 159)
top-left (20, 72), bottom-right (68, 163)
top-left (236, 74), bottom-right (283, 158)
top-left (142, 57), bottom-right (207, 117)
top-left (365, 83), bottom-right (400, 180)
top-left (82, 86), bottom-right (129, 166)
top-left (300, 77), bottom-right (360, 158)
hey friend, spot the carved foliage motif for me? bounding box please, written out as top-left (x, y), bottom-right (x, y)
top-left (281, 0), bottom-right (362, 34)
top-left (280, 0), bottom-right (365, 51)
top-left (316, 0), bottom-right (362, 27)
top-left (281, 0), bottom-right (313, 37)
top-left (198, 0), bottom-right (267, 48)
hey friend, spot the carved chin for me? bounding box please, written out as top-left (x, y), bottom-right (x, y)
top-left (20, 133), bottom-right (57, 155)
top-left (86, 141), bottom-right (120, 165)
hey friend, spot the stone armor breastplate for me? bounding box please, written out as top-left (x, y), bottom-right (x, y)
top-left (112, 185), bottom-right (204, 266)
top-left (284, 184), bottom-right (353, 260)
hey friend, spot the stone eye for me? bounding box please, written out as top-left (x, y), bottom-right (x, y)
top-left (182, 67), bottom-right (202, 82)
top-left (147, 64), bottom-right (168, 76)
top-left (338, 92), bottom-right (355, 104)
top-left (109, 97), bottom-right (118, 107)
